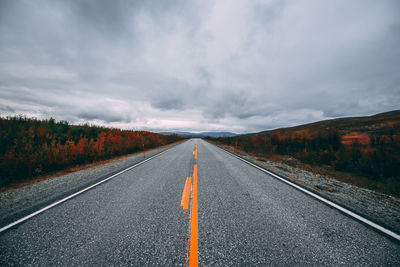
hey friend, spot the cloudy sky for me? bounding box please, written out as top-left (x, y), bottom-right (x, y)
top-left (0, 0), bottom-right (399, 133)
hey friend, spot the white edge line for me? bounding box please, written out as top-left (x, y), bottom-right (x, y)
top-left (0, 147), bottom-right (172, 233)
top-left (212, 143), bottom-right (400, 242)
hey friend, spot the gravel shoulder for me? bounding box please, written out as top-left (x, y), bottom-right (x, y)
top-left (211, 142), bottom-right (400, 235)
top-left (0, 141), bottom-right (184, 228)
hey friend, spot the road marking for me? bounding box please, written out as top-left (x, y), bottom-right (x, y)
top-left (181, 143), bottom-right (200, 266)
top-left (190, 164), bottom-right (199, 267)
top-left (185, 177), bottom-right (192, 210)
top-left (181, 177), bottom-right (189, 208)
top-left (193, 146), bottom-right (198, 159)
top-left (214, 144), bottom-right (400, 242)
top-left (181, 177), bottom-right (192, 210)
top-left (0, 146), bottom-right (175, 233)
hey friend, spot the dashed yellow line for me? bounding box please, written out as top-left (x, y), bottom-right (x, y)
top-left (181, 177), bottom-right (192, 210)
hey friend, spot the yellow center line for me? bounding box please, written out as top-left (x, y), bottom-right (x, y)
top-left (189, 164), bottom-right (198, 267)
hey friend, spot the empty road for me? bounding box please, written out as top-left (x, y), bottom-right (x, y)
top-left (1, 139), bottom-right (399, 266)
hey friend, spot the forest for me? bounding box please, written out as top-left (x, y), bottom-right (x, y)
top-left (213, 112), bottom-right (400, 196)
top-left (0, 116), bottom-right (182, 187)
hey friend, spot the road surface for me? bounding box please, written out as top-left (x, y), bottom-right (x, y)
top-left (0, 139), bottom-right (399, 266)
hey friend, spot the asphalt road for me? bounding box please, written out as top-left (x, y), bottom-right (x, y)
top-left (0, 139), bottom-right (399, 266)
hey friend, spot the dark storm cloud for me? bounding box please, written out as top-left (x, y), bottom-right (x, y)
top-left (1, 0), bottom-right (399, 132)
top-left (203, 89), bottom-right (250, 119)
top-left (152, 98), bottom-right (185, 111)
top-left (77, 110), bottom-right (132, 123)
top-left (0, 104), bottom-right (14, 113)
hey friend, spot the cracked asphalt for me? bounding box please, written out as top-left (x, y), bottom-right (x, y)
top-left (0, 139), bottom-right (399, 266)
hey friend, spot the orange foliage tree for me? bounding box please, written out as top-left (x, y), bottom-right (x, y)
top-left (0, 116), bottom-right (182, 187)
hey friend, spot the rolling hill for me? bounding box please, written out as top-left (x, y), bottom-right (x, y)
top-left (252, 110), bottom-right (400, 137)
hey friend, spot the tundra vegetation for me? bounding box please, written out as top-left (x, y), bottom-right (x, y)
top-left (212, 111), bottom-right (400, 197)
top-left (0, 116), bottom-right (182, 187)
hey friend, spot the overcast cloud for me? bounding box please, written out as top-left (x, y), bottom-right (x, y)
top-left (0, 0), bottom-right (399, 133)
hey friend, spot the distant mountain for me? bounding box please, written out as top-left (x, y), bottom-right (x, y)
top-left (159, 131), bottom-right (237, 138)
top-left (159, 131), bottom-right (205, 138)
top-left (161, 111), bottom-right (400, 139)
top-left (200, 132), bottom-right (237, 137)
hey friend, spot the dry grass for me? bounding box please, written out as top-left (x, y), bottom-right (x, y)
top-left (261, 153), bottom-right (396, 196)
